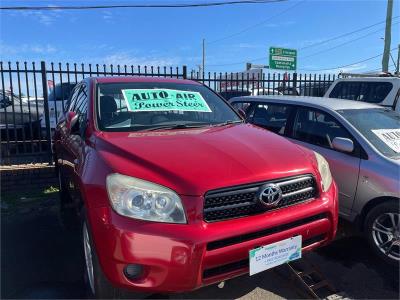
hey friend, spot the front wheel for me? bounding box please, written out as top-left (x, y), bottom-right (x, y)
top-left (365, 201), bottom-right (400, 265)
top-left (58, 166), bottom-right (79, 231)
top-left (83, 219), bottom-right (121, 299)
top-left (82, 218), bottom-right (149, 299)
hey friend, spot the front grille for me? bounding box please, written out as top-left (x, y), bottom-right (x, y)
top-left (207, 213), bottom-right (327, 251)
top-left (203, 234), bottom-right (326, 279)
top-left (204, 175), bottom-right (318, 222)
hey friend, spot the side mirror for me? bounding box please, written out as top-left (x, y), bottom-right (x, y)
top-left (237, 108), bottom-right (246, 119)
top-left (332, 137), bottom-right (354, 153)
top-left (66, 111), bottom-right (79, 135)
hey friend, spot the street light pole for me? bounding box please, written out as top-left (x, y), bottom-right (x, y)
top-left (382, 0), bottom-right (393, 72)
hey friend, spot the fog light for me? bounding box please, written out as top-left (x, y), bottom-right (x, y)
top-left (123, 264), bottom-right (143, 280)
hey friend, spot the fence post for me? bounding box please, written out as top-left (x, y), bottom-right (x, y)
top-left (40, 61), bottom-right (53, 165)
top-left (292, 72), bottom-right (298, 95)
top-left (182, 65), bottom-right (187, 79)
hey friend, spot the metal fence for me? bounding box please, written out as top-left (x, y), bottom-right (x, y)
top-left (189, 70), bottom-right (336, 97)
top-left (0, 61), bottom-right (337, 165)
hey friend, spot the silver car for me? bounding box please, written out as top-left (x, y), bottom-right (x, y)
top-left (230, 95), bottom-right (400, 264)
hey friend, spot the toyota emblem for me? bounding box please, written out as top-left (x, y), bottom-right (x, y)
top-left (258, 183), bottom-right (283, 207)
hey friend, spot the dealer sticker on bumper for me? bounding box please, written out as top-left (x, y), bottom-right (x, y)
top-left (249, 235), bottom-right (302, 276)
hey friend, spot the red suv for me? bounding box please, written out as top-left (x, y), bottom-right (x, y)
top-left (54, 77), bottom-right (338, 298)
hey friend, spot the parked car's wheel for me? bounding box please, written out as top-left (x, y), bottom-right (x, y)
top-left (82, 219), bottom-right (121, 299)
top-left (57, 166), bottom-right (79, 230)
top-left (57, 165), bottom-right (68, 199)
top-left (365, 201), bottom-right (400, 265)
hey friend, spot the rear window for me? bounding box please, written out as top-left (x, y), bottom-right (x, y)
top-left (329, 81), bottom-right (393, 103)
top-left (250, 103), bottom-right (294, 135)
top-left (49, 83), bottom-right (77, 101)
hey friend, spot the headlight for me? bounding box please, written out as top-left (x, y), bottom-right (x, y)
top-left (106, 173), bottom-right (186, 224)
top-left (313, 151), bottom-right (332, 192)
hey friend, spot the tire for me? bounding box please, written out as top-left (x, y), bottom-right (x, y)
top-left (82, 215), bottom-right (149, 299)
top-left (57, 165), bottom-right (68, 203)
top-left (365, 201), bottom-right (400, 265)
top-left (58, 166), bottom-right (79, 231)
top-left (82, 218), bottom-right (122, 299)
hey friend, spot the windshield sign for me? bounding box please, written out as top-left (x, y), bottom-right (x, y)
top-left (371, 129), bottom-right (400, 153)
top-left (122, 89), bottom-right (212, 112)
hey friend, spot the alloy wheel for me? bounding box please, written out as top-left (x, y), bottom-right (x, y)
top-left (83, 222), bottom-right (95, 294)
top-left (372, 212), bottom-right (400, 261)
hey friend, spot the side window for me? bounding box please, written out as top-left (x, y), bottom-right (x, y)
top-left (250, 103), bottom-right (293, 135)
top-left (366, 82), bottom-right (392, 103)
top-left (293, 108), bottom-right (352, 150)
top-left (329, 81), bottom-right (392, 103)
top-left (71, 84), bottom-right (89, 132)
top-left (329, 82), bottom-right (361, 100)
top-left (72, 84), bottom-right (88, 114)
top-left (66, 84), bottom-right (81, 112)
top-left (231, 101), bottom-right (255, 117)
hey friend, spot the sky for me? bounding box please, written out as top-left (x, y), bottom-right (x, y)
top-left (0, 0), bottom-right (399, 75)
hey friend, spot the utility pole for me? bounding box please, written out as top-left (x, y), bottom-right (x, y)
top-left (202, 39), bottom-right (205, 79)
top-left (396, 44), bottom-right (400, 75)
top-left (382, 0), bottom-right (393, 72)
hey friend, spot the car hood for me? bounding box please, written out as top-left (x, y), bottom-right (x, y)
top-left (95, 124), bottom-right (317, 196)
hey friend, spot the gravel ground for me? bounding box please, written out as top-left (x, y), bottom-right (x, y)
top-left (1, 195), bottom-right (399, 299)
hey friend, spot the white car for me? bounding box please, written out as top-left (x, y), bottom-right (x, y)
top-left (324, 76), bottom-right (400, 111)
top-left (251, 88), bottom-right (283, 96)
top-left (40, 83), bottom-right (76, 131)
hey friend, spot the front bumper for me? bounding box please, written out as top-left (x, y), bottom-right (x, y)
top-left (87, 181), bottom-right (338, 293)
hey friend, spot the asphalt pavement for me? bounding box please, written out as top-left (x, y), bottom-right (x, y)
top-left (1, 196), bottom-right (399, 299)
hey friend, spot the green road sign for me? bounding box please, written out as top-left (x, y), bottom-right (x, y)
top-left (269, 47), bottom-right (297, 71)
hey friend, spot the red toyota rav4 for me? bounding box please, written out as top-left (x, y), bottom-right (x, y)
top-left (54, 77), bottom-right (338, 298)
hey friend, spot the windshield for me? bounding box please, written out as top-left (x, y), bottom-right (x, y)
top-left (96, 82), bottom-right (241, 131)
top-left (339, 108), bottom-right (400, 159)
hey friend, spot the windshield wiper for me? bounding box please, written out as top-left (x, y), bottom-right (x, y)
top-left (140, 123), bottom-right (209, 132)
top-left (211, 120), bottom-right (244, 127)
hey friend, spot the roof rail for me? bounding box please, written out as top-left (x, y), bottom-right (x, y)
top-left (340, 72), bottom-right (399, 78)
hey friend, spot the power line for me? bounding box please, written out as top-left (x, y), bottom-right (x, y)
top-left (0, 0), bottom-right (286, 10)
top-left (209, 48), bottom-right (397, 71)
top-left (298, 16), bottom-right (399, 51)
top-left (300, 21), bottom-right (400, 61)
top-left (207, 16), bottom-right (399, 67)
top-left (298, 47), bottom-right (397, 72)
top-left (363, 64), bottom-right (394, 74)
top-left (207, 0), bottom-right (302, 45)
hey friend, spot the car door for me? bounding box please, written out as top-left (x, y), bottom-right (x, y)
top-left (55, 84), bottom-right (81, 178)
top-left (288, 106), bottom-right (361, 217)
top-left (61, 83), bottom-right (89, 200)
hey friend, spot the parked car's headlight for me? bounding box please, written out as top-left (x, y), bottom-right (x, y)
top-left (313, 151), bottom-right (332, 192)
top-left (106, 173), bottom-right (186, 224)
